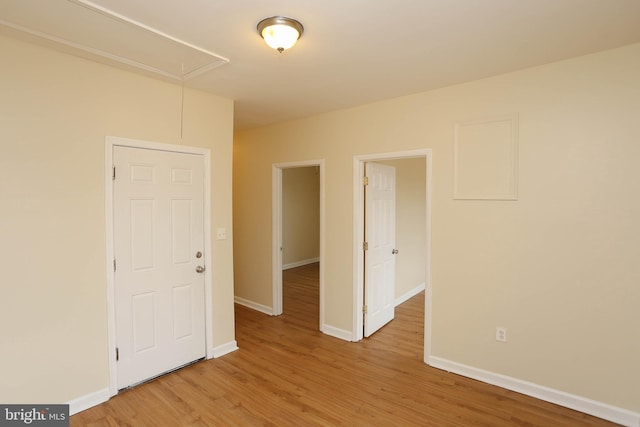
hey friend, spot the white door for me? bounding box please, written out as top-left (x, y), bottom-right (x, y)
top-left (113, 146), bottom-right (206, 389)
top-left (364, 162), bottom-right (397, 337)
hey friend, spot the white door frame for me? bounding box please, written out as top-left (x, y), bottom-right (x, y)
top-left (105, 136), bottom-right (213, 397)
top-left (272, 160), bottom-right (325, 329)
top-left (352, 149), bottom-right (433, 362)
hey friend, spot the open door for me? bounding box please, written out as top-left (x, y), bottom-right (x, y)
top-left (364, 162), bottom-right (397, 337)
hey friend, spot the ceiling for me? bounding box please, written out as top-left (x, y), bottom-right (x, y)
top-left (2, 0), bottom-right (640, 130)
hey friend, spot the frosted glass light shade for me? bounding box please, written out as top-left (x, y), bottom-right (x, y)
top-left (257, 17), bottom-right (304, 53)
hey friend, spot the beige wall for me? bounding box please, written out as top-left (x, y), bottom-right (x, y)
top-left (234, 43), bottom-right (640, 411)
top-left (282, 167), bottom-right (320, 266)
top-left (0, 35), bottom-right (235, 404)
top-left (378, 159), bottom-right (427, 299)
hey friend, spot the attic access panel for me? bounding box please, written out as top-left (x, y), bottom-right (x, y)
top-left (0, 0), bottom-right (228, 81)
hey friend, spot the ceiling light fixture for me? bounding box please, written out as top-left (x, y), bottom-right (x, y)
top-left (257, 16), bottom-right (304, 53)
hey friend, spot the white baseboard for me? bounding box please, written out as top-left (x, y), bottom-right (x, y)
top-left (395, 282), bottom-right (425, 307)
top-left (234, 296), bottom-right (273, 315)
top-left (428, 356), bottom-right (640, 427)
top-left (282, 257), bottom-right (319, 270)
top-left (321, 324), bottom-right (353, 342)
top-left (68, 387), bottom-right (110, 415)
top-left (210, 340), bottom-right (239, 358)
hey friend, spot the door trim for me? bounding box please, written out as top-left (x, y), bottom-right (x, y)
top-left (272, 160), bottom-right (325, 330)
top-left (352, 149), bottom-right (432, 360)
top-left (105, 136), bottom-right (212, 397)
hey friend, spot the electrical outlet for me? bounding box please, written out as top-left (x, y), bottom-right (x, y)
top-left (496, 327), bottom-right (507, 343)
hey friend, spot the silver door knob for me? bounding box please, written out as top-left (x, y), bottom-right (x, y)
top-left (196, 265), bottom-right (205, 273)
top-left (392, 249), bottom-right (399, 255)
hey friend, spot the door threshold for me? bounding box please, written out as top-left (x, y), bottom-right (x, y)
top-left (117, 357), bottom-right (206, 393)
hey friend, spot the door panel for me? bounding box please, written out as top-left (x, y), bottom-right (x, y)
top-left (130, 199), bottom-right (155, 270)
top-left (114, 146), bottom-right (205, 389)
top-left (171, 199), bottom-right (193, 264)
top-left (173, 284), bottom-right (194, 339)
top-left (364, 162), bottom-right (396, 337)
top-left (132, 292), bottom-right (156, 352)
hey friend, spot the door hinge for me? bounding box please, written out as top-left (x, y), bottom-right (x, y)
top-left (113, 259), bottom-right (116, 272)
top-left (363, 241), bottom-right (368, 251)
top-left (116, 347), bottom-right (119, 361)
top-left (362, 176), bottom-right (369, 186)
top-left (363, 305), bottom-right (368, 314)
top-left (112, 166), bottom-right (116, 180)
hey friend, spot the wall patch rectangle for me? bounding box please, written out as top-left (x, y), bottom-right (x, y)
top-left (454, 114), bottom-right (518, 200)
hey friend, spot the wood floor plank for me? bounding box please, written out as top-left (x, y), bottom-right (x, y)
top-left (72, 263), bottom-right (616, 426)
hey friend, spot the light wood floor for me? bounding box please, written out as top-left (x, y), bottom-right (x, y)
top-left (72, 263), bottom-right (615, 426)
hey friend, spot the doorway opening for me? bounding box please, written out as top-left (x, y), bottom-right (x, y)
top-left (272, 160), bottom-right (325, 331)
top-left (353, 150), bottom-right (432, 361)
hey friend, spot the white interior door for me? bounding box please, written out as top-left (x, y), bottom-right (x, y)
top-left (113, 146), bottom-right (206, 389)
top-left (364, 162), bottom-right (396, 337)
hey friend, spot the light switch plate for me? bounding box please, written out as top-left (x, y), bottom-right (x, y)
top-left (216, 228), bottom-right (227, 240)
